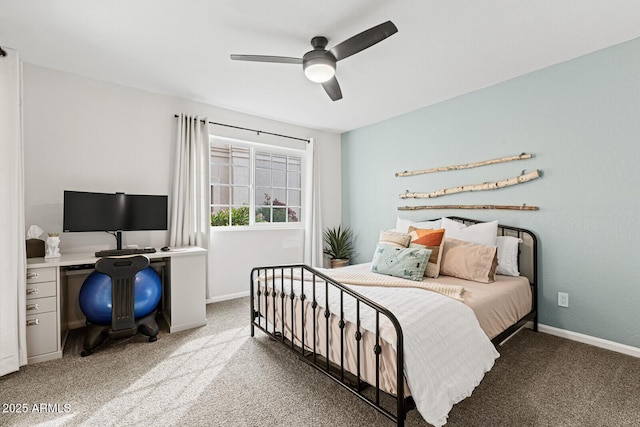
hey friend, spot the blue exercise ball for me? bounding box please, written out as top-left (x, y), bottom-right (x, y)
top-left (79, 267), bottom-right (162, 325)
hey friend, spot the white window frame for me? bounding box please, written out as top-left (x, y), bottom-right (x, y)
top-left (209, 135), bottom-right (306, 229)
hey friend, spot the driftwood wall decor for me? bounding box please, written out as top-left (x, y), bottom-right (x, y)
top-left (395, 153), bottom-right (533, 177)
top-left (400, 169), bottom-right (541, 199)
top-left (396, 152), bottom-right (541, 211)
top-left (398, 204), bottom-right (539, 211)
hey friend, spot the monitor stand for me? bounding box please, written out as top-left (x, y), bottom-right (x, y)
top-left (107, 230), bottom-right (123, 250)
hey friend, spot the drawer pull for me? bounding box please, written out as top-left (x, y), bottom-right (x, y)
top-left (26, 319), bottom-right (40, 326)
top-left (27, 272), bottom-right (39, 279)
top-left (27, 288), bottom-right (39, 295)
top-left (26, 303), bottom-right (39, 311)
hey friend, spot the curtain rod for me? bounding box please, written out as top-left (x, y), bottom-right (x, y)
top-left (174, 114), bottom-right (309, 143)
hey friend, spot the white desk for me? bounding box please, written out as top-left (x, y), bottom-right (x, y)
top-left (25, 247), bottom-right (207, 364)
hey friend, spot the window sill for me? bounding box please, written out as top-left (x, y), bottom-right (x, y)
top-left (210, 224), bottom-right (305, 232)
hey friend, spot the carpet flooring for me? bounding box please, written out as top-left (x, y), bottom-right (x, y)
top-left (1, 297), bottom-right (638, 427)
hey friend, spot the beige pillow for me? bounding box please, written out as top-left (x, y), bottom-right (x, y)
top-left (440, 238), bottom-right (498, 283)
top-left (378, 230), bottom-right (411, 248)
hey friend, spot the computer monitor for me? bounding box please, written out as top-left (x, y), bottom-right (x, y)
top-left (63, 191), bottom-right (122, 232)
top-left (123, 194), bottom-right (169, 231)
top-left (63, 190), bottom-right (168, 249)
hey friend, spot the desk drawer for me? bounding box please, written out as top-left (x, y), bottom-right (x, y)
top-left (25, 296), bottom-right (56, 315)
top-left (26, 281), bottom-right (56, 300)
top-left (26, 312), bottom-right (57, 357)
top-left (26, 267), bottom-right (56, 284)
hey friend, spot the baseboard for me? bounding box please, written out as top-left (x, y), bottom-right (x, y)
top-left (207, 291), bottom-right (249, 304)
top-left (536, 323), bottom-right (640, 358)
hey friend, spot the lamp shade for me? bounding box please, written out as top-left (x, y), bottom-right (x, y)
top-left (304, 63), bottom-right (335, 83)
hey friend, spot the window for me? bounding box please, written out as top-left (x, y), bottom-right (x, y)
top-left (210, 136), bottom-right (304, 227)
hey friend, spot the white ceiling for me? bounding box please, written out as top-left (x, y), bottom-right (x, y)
top-left (2, 1), bottom-right (640, 133)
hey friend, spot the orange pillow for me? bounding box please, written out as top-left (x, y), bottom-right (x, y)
top-left (408, 227), bottom-right (445, 278)
top-left (410, 228), bottom-right (445, 247)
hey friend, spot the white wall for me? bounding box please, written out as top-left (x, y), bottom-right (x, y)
top-left (22, 64), bottom-right (341, 300)
top-left (208, 228), bottom-right (305, 302)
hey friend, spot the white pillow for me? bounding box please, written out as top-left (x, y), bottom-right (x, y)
top-left (395, 217), bottom-right (441, 233)
top-left (496, 236), bottom-right (521, 276)
top-left (441, 217), bottom-right (498, 247)
top-left (395, 217), bottom-right (413, 233)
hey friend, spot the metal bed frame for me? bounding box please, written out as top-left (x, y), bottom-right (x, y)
top-left (250, 217), bottom-right (538, 426)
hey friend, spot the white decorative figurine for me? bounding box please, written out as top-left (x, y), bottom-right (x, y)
top-left (45, 233), bottom-right (61, 258)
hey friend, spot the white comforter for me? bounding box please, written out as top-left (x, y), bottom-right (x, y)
top-left (342, 282), bottom-right (498, 426)
top-left (265, 265), bottom-right (500, 426)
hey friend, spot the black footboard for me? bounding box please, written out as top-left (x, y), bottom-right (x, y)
top-left (250, 265), bottom-right (409, 426)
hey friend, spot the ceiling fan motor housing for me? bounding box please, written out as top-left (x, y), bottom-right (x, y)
top-left (302, 39), bottom-right (337, 83)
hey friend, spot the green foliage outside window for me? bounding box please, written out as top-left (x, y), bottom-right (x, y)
top-left (211, 206), bottom-right (250, 226)
top-left (211, 194), bottom-right (299, 226)
top-left (255, 194), bottom-right (299, 223)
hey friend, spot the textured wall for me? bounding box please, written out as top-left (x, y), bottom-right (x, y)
top-left (342, 38), bottom-right (640, 348)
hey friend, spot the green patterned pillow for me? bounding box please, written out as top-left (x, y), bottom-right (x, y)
top-left (370, 244), bottom-right (432, 281)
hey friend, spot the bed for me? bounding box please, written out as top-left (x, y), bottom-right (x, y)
top-left (250, 217), bottom-right (538, 426)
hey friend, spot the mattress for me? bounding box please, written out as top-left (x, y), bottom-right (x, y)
top-left (343, 262), bottom-right (533, 340)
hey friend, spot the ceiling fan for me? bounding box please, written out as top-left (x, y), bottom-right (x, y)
top-left (230, 21), bottom-right (398, 101)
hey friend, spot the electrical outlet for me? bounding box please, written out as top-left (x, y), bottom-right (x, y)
top-left (558, 292), bottom-right (569, 308)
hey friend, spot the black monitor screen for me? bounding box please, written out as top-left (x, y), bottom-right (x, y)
top-left (63, 191), bottom-right (168, 232)
top-left (123, 194), bottom-right (168, 231)
top-left (63, 191), bottom-right (122, 232)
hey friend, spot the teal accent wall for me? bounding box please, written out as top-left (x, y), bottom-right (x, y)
top-left (342, 38), bottom-right (640, 348)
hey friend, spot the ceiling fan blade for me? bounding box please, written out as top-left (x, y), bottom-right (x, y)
top-left (322, 77), bottom-right (342, 101)
top-left (329, 21), bottom-right (398, 61)
top-left (230, 54), bottom-right (302, 64)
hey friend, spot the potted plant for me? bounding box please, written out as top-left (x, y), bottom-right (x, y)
top-left (323, 226), bottom-right (354, 268)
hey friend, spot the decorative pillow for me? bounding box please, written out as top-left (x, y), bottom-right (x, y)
top-left (395, 217), bottom-right (441, 233)
top-left (378, 230), bottom-right (411, 248)
top-left (496, 235), bottom-right (521, 276)
top-left (441, 217), bottom-right (499, 247)
top-left (440, 238), bottom-right (498, 283)
top-left (371, 244), bottom-right (432, 281)
top-left (407, 227), bottom-right (445, 278)
top-left (412, 219), bottom-right (441, 230)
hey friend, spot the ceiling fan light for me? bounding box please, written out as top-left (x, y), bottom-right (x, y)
top-left (303, 60), bottom-right (335, 83)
